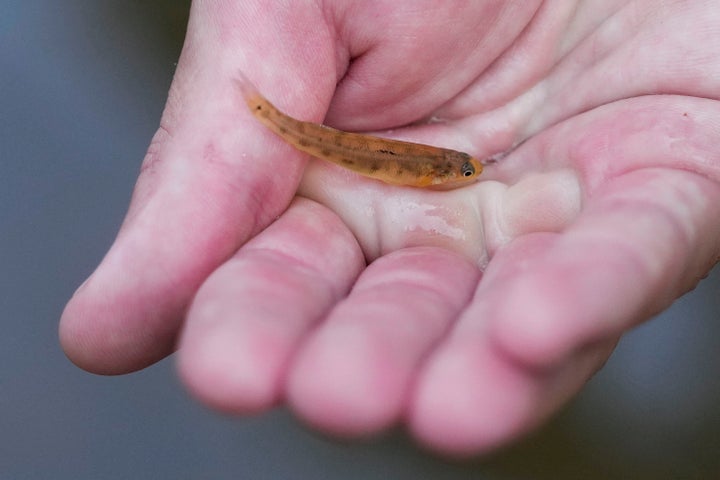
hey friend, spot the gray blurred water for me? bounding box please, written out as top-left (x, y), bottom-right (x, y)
top-left (1, 2), bottom-right (719, 479)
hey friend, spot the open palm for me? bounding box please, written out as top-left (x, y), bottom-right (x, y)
top-left (60, 1), bottom-right (720, 455)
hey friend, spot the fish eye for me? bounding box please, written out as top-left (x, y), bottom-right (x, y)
top-left (461, 161), bottom-right (475, 177)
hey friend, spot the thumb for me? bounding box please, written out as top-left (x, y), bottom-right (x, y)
top-left (59, 1), bottom-right (336, 374)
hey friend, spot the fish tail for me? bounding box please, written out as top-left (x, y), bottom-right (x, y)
top-left (234, 70), bottom-right (261, 103)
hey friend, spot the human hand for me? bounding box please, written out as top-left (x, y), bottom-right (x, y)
top-left (60, 0), bottom-right (720, 456)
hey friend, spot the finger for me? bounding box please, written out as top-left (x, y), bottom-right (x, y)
top-left (485, 168), bottom-right (720, 369)
top-left (410, 332), bottom-right (618, 457)
top-left (286, 247), bottom-right (480, 436)
top-left (176, 198), bottom-right (364, 413)
top-left (410, 167), bottom-right (720, 455)
top-left (59, 2), bottom-right (337, 374)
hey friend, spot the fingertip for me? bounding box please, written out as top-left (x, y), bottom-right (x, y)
top-left (286, 327), bottom-right (404, 437)
top-left (484, 274), bottom-right (578, 369)
top-left (176, 274), bottom-right (298, 414)
top-left (59, 296), bottom-right (115, 374)
top-left (476, 236), bottom-right (601, 370)
top-left (59, 285), bottom-right (174, 375)
top-left (408, 340), bottom-right (534, 457)
top-left (176, 326), bottom-right (283, 414)
top-left (483, 241), bottom-right (645, 370)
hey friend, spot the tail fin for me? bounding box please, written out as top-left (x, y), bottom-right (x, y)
top-left (234, 70), bottom-right (261, 103)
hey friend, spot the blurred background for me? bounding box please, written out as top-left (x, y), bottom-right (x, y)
top-left (2, 1), bottom-right (719, 478)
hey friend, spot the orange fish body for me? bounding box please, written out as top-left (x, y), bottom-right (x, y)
top-left (236, 72), bottom-right (482, 189)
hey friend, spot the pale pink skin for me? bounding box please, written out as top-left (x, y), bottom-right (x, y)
top-left (60, 1), bottom-right (720, 456)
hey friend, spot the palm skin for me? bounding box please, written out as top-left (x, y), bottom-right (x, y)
top-left (60, 0), bottom-right (720, 456)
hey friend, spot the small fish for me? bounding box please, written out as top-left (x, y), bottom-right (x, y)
top-left (235, 72), bottom-right (482, 189)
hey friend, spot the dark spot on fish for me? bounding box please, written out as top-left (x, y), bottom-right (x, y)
top-left (321, 149), bottom-right (332, 157)
top-left (341, 158), bottom-right (355, 165)
top-left (278, 126), bottom-right (288, 134)
top-left (378, 149), bottom-right (397, 155)
top-left (369, 163), bottom-right (380, 173)
top-left (297, 138), bottom-right (311, 147)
